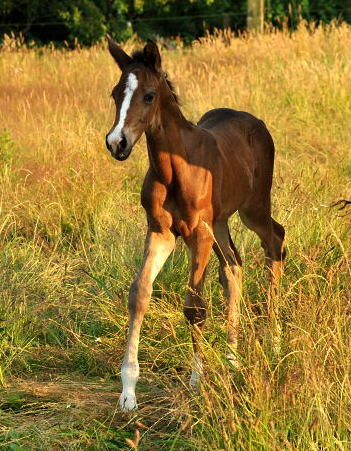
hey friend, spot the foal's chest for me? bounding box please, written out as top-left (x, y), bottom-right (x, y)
top-left (142, 171), bottom-right (213, 238)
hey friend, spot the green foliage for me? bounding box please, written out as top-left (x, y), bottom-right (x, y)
top-left (268, 0), bottom-right (351, 26)
top-left (0, 0), bottom-right (349, 46)
top-left (58, 1), bottom-right (107, 46)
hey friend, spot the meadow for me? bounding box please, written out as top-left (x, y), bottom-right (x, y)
top-left (0, 23), bottom-right (350, 450)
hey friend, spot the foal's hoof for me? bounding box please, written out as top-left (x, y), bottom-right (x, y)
top-left (119, 392), bottom-right (138, 411)
top-left (272, 335), bottom-right (282, 357)
top-left (271, 323), bottom-right (282, 357)
top-left (226, 352), bottom-right (242, 370)
top-left (189, 372), bottom-right (201, 391)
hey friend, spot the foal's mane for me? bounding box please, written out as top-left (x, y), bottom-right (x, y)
top-left (131, 49), bottom-right (179, 104)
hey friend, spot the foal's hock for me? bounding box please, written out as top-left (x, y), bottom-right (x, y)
top-left (105, 38), bottom-right (286, 411)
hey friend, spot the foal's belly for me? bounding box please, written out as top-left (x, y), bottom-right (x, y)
top-left (212, 160), bottom-right (255, 219)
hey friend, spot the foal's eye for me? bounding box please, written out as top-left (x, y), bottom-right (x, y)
top-left (144, 93), bottom-right (155, 104)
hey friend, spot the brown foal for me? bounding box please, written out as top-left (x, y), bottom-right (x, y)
top-left (105, 38), bottom-right (286, 411)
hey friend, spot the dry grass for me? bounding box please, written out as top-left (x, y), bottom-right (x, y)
top-left (0, 23), bottom-right (351, 449)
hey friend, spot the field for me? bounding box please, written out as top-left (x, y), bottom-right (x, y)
top-left (0, 23), bottom-right (350, 450)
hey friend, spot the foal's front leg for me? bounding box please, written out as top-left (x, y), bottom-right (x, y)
top-left (183, 226), bottom-right (214, 389)
top-left (120, 230), bottom-right (175, 411)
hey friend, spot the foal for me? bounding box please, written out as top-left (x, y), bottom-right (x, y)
top-left (105, 38), bottom-right (285, 411)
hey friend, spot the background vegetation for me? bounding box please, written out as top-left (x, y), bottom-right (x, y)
top-left (0, 22), bottom-right (351, 449)
top-left (0, 0), bottom-right (351, 45)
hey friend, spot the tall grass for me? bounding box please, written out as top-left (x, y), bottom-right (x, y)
top-left (0, 23), bottom-right (350, 449)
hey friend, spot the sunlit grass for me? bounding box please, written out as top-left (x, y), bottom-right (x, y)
top-left (0, 23), bottom-right (351, 449)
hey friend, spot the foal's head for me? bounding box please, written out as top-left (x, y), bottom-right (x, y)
top-left (106, 38), bottom-right (173, 161)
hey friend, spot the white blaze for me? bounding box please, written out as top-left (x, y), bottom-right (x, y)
top-left (107, 72), bottom-right (138, 149)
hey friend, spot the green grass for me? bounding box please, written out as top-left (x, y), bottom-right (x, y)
top-left (0, 23), bottom-right (351, 449)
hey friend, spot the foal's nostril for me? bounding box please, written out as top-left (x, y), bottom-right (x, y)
top-left (120, 135), bottom-right (128, 151)
top-left (105, 134), bottom-right (112, 151)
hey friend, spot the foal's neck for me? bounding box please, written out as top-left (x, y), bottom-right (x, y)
top-left (145, 78), bottom-right (194, 185)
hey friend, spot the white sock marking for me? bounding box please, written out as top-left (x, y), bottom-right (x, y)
top-left (120, 362), bottom-right (139, 411)
top-left (108, 72), bottom-right (138, 149)
top-left (189, 353), bottom-right (203, 389)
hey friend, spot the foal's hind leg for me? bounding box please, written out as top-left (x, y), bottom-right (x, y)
top-left (213, 221), bottom-right (242, 367)
top-left (183, 225), bottom-right (214, 389)
top-left (239, 208), bottom-right (285, 326)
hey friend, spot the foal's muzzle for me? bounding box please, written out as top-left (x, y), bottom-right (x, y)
top-left (105, 132), bottom-right (132, 161)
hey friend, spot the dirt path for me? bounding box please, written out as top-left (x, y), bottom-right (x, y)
top-left (0, 375), bottom-right (188, 450)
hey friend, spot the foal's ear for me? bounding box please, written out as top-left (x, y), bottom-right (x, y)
top-left (107, 34), bottom-right (132, 70)
top-left (143, 39), bottom-right (161, 72)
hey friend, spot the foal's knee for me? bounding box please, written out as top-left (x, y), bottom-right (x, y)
top-left (128, 279), bottom-right (152, 317)
top-left (272, 220), bottom-right (285, 241)
top-left (260, 222), bottom-right (286, 263)
top-left (183, 295), bottom-right (207, 327)
top-left (272, 221), bottom-right (286, 260)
